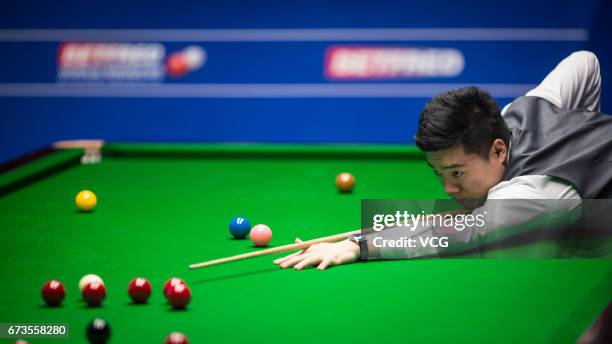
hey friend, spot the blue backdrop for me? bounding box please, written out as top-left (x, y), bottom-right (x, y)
top-left (1, 0), bottom-right (610, 163)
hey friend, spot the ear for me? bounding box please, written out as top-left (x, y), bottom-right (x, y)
top-left (489, 138), bottom-right (507, 163)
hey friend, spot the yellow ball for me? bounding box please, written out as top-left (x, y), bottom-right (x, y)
top-left (75, 190), bottom-right (97, 212)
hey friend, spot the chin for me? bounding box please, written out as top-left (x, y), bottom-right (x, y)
top-left (456, 198), bottom-right (485, 210)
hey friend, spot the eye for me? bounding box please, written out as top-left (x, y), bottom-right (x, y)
top-left (452, 171), bottom-right (464, 178)
top-left (433, 170), bottom-right (441, 176)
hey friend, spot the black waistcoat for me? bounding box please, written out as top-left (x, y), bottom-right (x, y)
top-left (502, 96), bottom-right (612, 198)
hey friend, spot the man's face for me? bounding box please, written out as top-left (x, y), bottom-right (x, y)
top-left (426, 140), bottom-right (507, 208)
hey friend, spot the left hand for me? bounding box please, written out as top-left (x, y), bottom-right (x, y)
top-left (273, 238), bottom-right (360, 270)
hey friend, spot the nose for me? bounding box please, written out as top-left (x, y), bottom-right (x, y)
top-left (444, 181), bottom-right (460, 195)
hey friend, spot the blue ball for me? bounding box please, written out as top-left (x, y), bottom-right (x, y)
top-left (229, 216), bottom-right (251, 239)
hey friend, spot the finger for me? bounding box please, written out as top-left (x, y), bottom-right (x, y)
top-left (317, 258), bottom-right (331, 270)
top-left (273, 238), bottom-right (306, 264)
top-left (294, 255), bottom-right (320, 270)
top-left (273, 250), bottom-right (303, 264)
top-left (280, 253), bottom-right (310, 268)
top-left (296, 237), bottom-right (314, 252)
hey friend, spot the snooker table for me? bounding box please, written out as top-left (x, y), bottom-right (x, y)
top-left (0, 143), bottom-right (610, 344)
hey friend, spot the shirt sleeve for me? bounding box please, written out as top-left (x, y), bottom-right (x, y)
top-left (362, 176), bottom-right (581, 259)
top-left (525, 51), bottom-right (601, 111)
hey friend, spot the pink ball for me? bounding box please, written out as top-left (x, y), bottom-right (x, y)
top-left (250, 224), bottom-right (272, 246)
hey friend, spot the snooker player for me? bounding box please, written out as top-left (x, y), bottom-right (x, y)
top-left (274, 50), bottom-right (612, 270)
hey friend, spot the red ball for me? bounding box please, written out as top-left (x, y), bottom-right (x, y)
top-left (165, 332), bottom-right (190, 344)
top-left (41, 280), bottom-right (65, 306)
top-left (128, 277), bottom-right (152, 303)
top-left (83, 281), bottom-right (106, 306)
top-left (163, 277), bottom-right (185, 298)
top-left (166, 283), bottom-right (191, 309)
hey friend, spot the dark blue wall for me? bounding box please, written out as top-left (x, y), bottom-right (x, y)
top-left (1, 0), bottom-right (610, 163)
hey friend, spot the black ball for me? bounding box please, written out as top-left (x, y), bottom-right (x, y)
top-left (86, 318), bottom-right (111, 344)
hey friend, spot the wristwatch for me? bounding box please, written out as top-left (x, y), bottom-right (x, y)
top-left (348, 233), bottom-right (368, 260)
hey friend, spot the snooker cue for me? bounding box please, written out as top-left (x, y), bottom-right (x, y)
top-left (189, 229), bottom-right (361, 269)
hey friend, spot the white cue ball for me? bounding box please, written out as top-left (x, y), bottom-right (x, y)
top-left (79, 274), bottom-right (104, 291)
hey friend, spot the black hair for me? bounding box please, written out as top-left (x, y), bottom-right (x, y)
top-left (415, 86), bottom-right (511, 159)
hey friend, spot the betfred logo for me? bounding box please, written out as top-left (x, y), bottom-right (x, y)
top-left (324, 46), bottom-right (464, 80)
top-left (57, 42), bottom-right (165, 82)
top-left (57, 43), bottom-right (206, 82)
top-left (58, 42), bottom-right (164, 68)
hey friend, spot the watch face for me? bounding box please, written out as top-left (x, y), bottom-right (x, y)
top-left (350, 234), bottom-right (365, 242)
